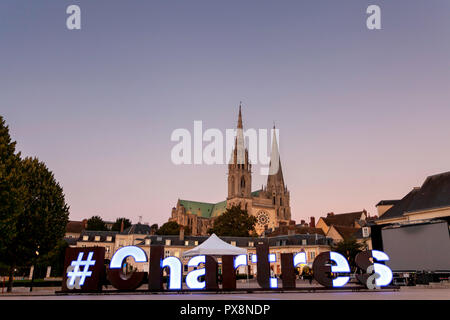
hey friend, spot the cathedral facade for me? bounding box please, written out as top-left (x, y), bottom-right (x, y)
top-left (169, 106), bottom-right (291, 235)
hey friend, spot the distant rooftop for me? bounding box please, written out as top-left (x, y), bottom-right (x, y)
top-left (379, 171), bottom-right (450, 220)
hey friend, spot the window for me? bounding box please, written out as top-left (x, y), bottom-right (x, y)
top-left (174, 251), bottom-right (180, 258)
top-left (83, 235), bottom-right (89, 241)
top-left (105, 246), bottom-right (110, 253)
top-left (194, 241), bottom-right (198, 245)
top-left (231, 241), bottom-right (236, 246)
top-left (309, 252), bottom-right (316, 260)
top-left (185, 241), bottom-right (189, 246)
top-left (145, 239), bottom-right (151, 245)
top-left (106, 236), bottom-right (112, 242)
top-left (94, 236), bottom-right (100, 241)
top-left (248, 241), bottom-right (254, 247)
top-left (165, 239), bottom-right (171, 246)
top-left (302, 239), bottom-right (307, 245)
top-left (164, 250), bottom-right (170, 258)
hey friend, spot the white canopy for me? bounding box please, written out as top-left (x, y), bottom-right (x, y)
top-left (183, 233), bottom-right (247, 257)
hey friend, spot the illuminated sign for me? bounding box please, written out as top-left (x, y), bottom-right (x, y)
top-left (186, 255), bottom-right (206, 290)
top-left (62, 244), bottom-right (393, 292)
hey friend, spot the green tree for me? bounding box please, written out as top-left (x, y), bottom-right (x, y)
top-left (1, 156), bottom-right (70, 291)
top-left (0, 116), bottom-right (25, 291)
top-left (156, 221), bottom-right (180, 235)
top-left (86, 215), bottom-right (108, 231)
top-left (208, 205), bottom-right (257, 237)
top-left (111, 217), bottom-right (132, 232)
top-left (332, 238), bottom-right (367, 271)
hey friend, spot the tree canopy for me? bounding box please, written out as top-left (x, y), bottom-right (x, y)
top-left (0, 116), bottom-right (23, 267)
top-left (156, 221), bottom-right (180, 235)
top-left (111, 217), bottom-right (132, 232)
top-left (208, 205), bottom-right (257, 237)
top-left (0, 116), bottom-right (70, 291)
top-left (332, 238), bottom-right (367, 271)
top-left (86, 215), bottom-right (108, 231)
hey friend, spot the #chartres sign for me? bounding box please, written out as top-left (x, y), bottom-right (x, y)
top-left (61, 242), bottom-right (393, 293)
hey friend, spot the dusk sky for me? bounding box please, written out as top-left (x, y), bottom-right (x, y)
top-left (1, 1), bottom-right (450, 226)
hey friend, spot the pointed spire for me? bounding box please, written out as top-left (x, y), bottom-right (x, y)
top-left (237, 102), bottom-right (243, 129)
top-left (267, 124), bottom-right (285, 189)
top-left (234, 103), bottom-right (245, 164)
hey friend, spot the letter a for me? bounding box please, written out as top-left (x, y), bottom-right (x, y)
top-left (366, 5), bottom-right (381, 30)
top-left (66, 5), bottom-right (81, 30)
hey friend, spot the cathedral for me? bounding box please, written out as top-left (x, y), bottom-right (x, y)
top-left (169, 106), bottom-right (292, 235)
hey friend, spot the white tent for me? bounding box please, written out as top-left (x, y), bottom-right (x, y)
top-left (183, 233), bottom-right (247, 257)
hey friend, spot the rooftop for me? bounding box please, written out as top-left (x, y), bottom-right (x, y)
top-left (379, 171), bottom-right (450, 221)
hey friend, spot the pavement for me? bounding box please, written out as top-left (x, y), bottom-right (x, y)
top-left (1, 281), bottom-right (449, 300)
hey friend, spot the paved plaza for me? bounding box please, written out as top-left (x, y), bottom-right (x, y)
top-left (1, 286), bottom-right (449, 300)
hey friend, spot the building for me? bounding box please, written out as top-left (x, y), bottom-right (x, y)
top-left (375, 171), bottom-right (450, 225)
top-left (170, 106), bottom-right (292, 235)
top-left (262, 218), bottom-right (324, 237)
top-left (65, 220), bottom-right (88, 247)
top-left (76, 223), bottom-right (153, 261)
top-left (314, 210), bottom-right (373, 248)
top-left (78, 230), bottom-right (118, 261)
top-left (316, 210), bottom-right (368, 234)
top-left (75, 230), bottom-right (332, 276)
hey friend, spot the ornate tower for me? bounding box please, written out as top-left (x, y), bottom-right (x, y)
top-left (227, 105), bottom-right (252, 205)
top-left (266, 125), bottom-right (291, 221)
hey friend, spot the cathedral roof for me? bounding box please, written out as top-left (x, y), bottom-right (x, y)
top-left (179, 199), bottom-right (226, 219)
top-left (179, 189), bottom-right (262, 219)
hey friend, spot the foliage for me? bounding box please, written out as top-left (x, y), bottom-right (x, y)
top-left (332, 238), bottom-right (367, 271)
top-left (86, 215), bottom-right (108, 231)
top-left (208, 205), bottom-right (257, 237)
top-left (156, 221), bottom-right (180, 235)
top-left (0, 116), bottom-right (70, 291)
top-left (111, 217), bottom-right (132, 232)
top-left (0, 116), bottom-right (24, 267)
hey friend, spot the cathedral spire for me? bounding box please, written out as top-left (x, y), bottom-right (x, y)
top-left (237, 102), bottom-right (243, 129)
top-left (267, 124), bottom-right (285, 189)
top-left (234, 103), bottom-right (245, 165)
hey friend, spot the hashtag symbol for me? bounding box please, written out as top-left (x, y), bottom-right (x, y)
top-left (66, 252), bottom-right (96, 289)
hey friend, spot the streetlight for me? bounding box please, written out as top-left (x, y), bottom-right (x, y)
top-left (30, 247), bottom-right (39, 292)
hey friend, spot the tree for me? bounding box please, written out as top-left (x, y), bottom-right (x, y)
top-left (86, 215), bottom-right (108, 231)
top-left (0, 116), bottom-right (24, 291)
top-left (156, 221), bottom-right (180, 235)
top-left (1, 155), bottom-right (70, 291)
top-left (332, 238), bottom-right (367, 271)
top-left (208, 205), bottom-right (257, 237)
top-left (111, 217), bottom-right (132, 232)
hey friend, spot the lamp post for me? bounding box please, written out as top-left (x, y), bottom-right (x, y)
top-left (30, 248), bottom-right (39, 292)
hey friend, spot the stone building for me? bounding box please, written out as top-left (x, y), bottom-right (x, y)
top-left (75, 231), bottom-right (332, 276)
top-left (169, 106), bottom-right (292, 235)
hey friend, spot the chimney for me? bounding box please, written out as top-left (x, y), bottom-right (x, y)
top-left (82, 219), bottom-right (88, 230)
top-left (300, 219), bottom-right (305, 225)
top-left (120, 220), bottom-right (124, 233)
top-left (327, 212), bottom-right (334, 217)
top-left (179, 226), bottom-right (185, 241)
top-left (309, 217), bottom-right (315, 228)
top-left (288, 225), bottom-right (295, 236)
